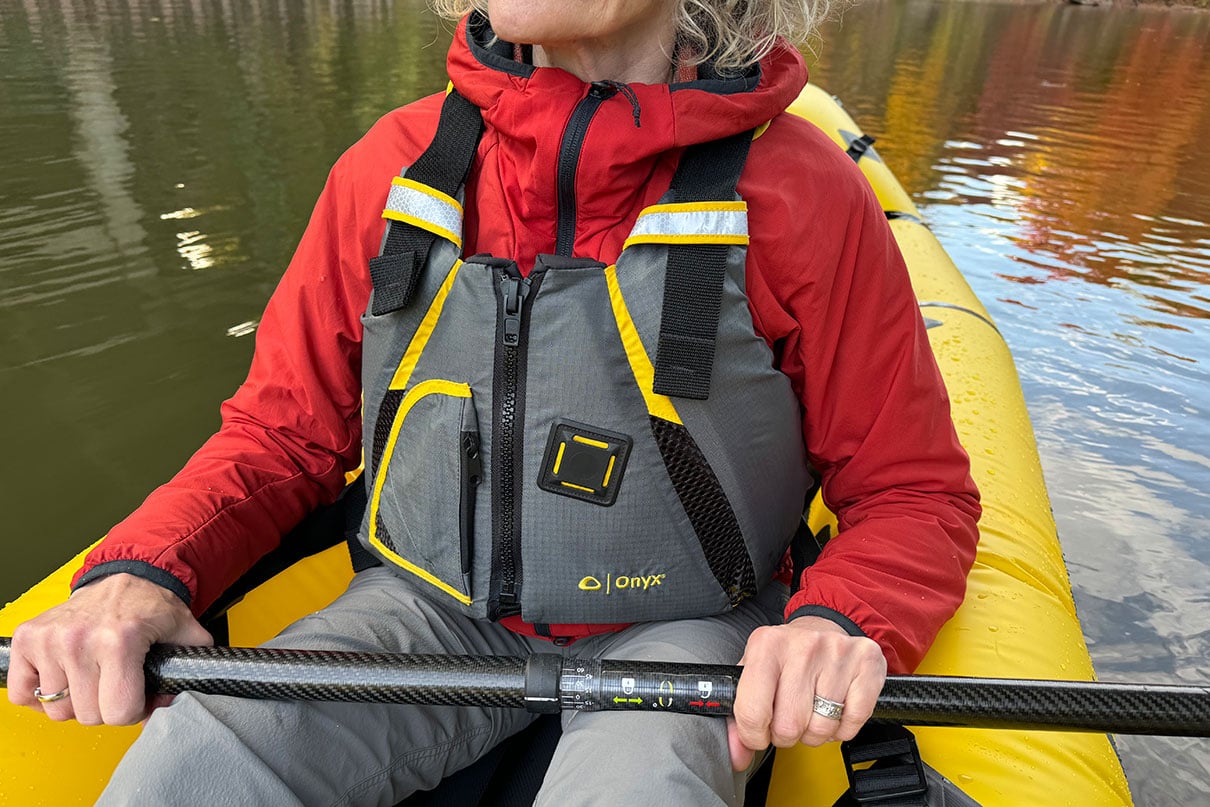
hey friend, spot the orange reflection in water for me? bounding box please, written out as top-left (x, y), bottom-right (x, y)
top-left (812, 3), bottom-right (1210, 320)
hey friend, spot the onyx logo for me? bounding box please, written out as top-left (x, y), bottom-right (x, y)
top-left (577, 572), bottom-right (666, 595)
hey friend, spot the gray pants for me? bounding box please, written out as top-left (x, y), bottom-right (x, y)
top-left (101, 567), bottom-right (787, 806)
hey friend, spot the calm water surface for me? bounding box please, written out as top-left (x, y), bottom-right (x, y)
top-left (1, 0), bottom-right (1208, 802)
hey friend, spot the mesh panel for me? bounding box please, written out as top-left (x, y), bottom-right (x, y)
top-left (650, 416), bottom-right (756, 605)
top-left (376, 513), bottom-right (400, 556)
top-left (371, 389), bottom-right (406, 476)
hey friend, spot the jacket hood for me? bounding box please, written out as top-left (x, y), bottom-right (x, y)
top-left (448, 13), bottom-right (808, 150)
top-left (443, 13), bottom-right (808, 266)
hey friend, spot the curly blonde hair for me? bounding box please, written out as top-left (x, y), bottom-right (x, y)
top-left (428, 1), bottom-right (830, 73)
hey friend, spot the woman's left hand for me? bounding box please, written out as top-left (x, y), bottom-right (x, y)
top-left (727, 616), bottom-right (887, 770)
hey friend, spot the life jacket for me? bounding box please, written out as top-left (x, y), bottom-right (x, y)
top-left (357, 90), bottom-right (811, 624)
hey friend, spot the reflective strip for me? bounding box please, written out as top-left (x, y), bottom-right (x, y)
top-left (389, 261), bottom-right (463, 390)
top-left (383, 177), bottom-right (464, 248)
top-left (623, 201), bottom-right (748, 250)
top-left (603, 265), bottom-right (682, 425)
top-left (368, 378), bottom-right (473, 606)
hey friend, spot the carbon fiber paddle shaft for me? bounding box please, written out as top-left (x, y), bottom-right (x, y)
top-left (878, 675), bottom-right (1210, 736)
top-left (0, 640), bottom-right (736, 715)
top-left (2, 639), bottom-right (1208, 734)
top-left (148, 645), bottom-right (535, 708)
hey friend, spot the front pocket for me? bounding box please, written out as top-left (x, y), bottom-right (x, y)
top-left (368, 379), bottom-right (479, 605)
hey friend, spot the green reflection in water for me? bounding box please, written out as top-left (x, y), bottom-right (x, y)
top-left (0, 0), bottom-right (452, 597)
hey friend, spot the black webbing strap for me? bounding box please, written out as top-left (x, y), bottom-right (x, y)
top-left (651, 129), bottom-right (753, 400)
top-left (789, 477), bottom-right (825, 595)
top-left (835, 723), bottom-right (930, 806)
top-left (369, 90), bottom-right (484, 316)
top-left (789, 521), bottom-right (828, 595)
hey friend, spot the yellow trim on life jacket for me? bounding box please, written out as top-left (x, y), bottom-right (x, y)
top-left (623, 233), bottom-right (749, 249)
top-left (381, 210), bottom-right (463, 251)
top-left (639, 201), bottom-right (747, 215)
top-left (390, 176), bottom-right (465, 216)
top-left (603, 264), bottom-right (683, 425)
top-left (382, 177), bottom-right (463, 249)
top-left (368, 378), bottom-right (473, 606)
top-left (622, 201), bottom-right (749, 251)
top-left (389, 261), bottom-right (463, 390)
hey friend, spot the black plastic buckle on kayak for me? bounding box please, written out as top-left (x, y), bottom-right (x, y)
top-left (836, 723), bottom-right (929, 806)
top-left (844, 132), bottom-right (878, 163)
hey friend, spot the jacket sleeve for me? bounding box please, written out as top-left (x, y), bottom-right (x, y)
top-left (743, 122), bottom-right (982, 675)
top-left (71, 157), bottom-right (374, 615)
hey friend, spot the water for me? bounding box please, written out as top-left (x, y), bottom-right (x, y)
top-left (2, 0), bottom-right (1208, 802)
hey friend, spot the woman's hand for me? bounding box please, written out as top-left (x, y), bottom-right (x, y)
top-left (727, 616), bottom-right (887, 770)
top-left (7, 573), bottom-right (212, 725)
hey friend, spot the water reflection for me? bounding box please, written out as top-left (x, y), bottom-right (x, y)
top-left (805, 3), bottom-right (1210, 801)
top-left (1, 0), bottom-right (1208, 801)
top-left (813, 3), bottom-right (1210, 319)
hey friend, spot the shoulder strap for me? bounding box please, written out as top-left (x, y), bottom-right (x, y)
top-left (369, 89), bottom-right (483, 316)
top-left (651, 129), bottom-right (753, 400)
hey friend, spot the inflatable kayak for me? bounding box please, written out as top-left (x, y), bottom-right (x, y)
top-left (0, 84), bottom-right (1132, 805)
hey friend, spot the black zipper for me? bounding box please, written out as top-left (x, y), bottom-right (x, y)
top-left (555, 82), bottom-right (616, 257)
top-left (459, 429), bottom-right (482, 596)
top-left (489, 263), bottom-right (542, 618)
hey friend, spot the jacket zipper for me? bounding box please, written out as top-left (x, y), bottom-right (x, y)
top-left (487, 84), bottom-right (614, 616)
top-left (555, 83), bottom-right (616, 256)
top-left (491, 265), bottom-right (537, 617)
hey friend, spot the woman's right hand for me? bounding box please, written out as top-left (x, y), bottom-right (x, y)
top-left (7, 573), bottom-right (213, 725)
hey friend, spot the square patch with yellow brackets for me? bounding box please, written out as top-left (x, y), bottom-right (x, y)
top-left (537, 419), bottom-right (633, 507)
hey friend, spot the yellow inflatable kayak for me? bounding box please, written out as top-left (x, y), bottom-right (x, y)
top-left (0, 84), bottom-right (1132, 805)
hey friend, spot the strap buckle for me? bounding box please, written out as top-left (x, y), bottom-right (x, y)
top-left (838, 724), bottom-right (929, 806)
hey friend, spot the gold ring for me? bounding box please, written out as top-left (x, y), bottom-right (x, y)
top-left (812, 694), bottom-right (844, 721)
top-left (34, 685), bottom-right (70, 704)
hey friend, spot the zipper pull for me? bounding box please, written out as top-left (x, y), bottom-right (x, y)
top-left (462, 432), bottom-right (483, 484)
top-left (589, 81), bottom-right (618, 99)
top-left (592, 81), bottom-right (641, 127)
top-left (498, 272), bottom-right (529, 346)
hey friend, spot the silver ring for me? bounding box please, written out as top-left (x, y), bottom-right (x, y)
top-left (34, 685), bottom-right (70, 704)
top-left (812, 694), bottom-right (844, 721)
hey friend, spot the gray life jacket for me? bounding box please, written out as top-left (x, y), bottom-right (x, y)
top-left (357, 90), bottom-right (811, 624)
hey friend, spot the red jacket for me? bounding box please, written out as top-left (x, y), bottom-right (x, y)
top-left (74, 18), bottom-right (980, 674)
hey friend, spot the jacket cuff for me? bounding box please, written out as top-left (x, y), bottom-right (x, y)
top-left (786, 604), bottom-right (867, 638)
top-left (73, 560), bottom-right (192, 607)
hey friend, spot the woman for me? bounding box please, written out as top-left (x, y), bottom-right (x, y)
top-left (8, 1), bottom-right (980, 804)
